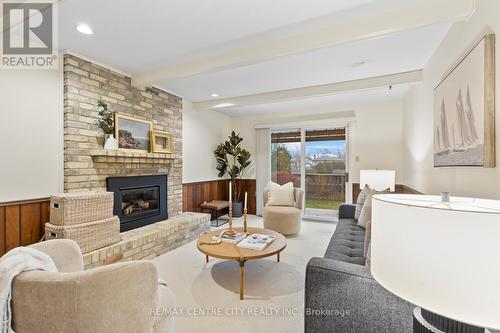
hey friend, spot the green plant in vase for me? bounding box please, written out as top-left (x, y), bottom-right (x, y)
top-left (214, 131), bottom-right (251, 217)
top-left (96, 99), bottom-right (117, 150)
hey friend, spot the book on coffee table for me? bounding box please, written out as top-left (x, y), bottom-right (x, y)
top-left (219, 230), bottom-right (246, 244)
top-left (237, 234), bottom-right (276, 251)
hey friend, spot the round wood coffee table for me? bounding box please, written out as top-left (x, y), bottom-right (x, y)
top-left (197, 227), bottom-right (287, 300)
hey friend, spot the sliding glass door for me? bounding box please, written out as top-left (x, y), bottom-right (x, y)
top-left (304, 129), bottom-right (346, 219)
top-left (270, 127), bottom-right (347, 220)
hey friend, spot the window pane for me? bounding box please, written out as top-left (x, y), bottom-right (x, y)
top-left (305, 128), bottom-right (346, 211)
top-left (271, 130), bottom-right (301, 187)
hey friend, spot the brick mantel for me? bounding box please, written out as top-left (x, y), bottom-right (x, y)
top-left (89, 149), bottom-right (176, 160)
top-left (63, 54), bottom-right (183, 216)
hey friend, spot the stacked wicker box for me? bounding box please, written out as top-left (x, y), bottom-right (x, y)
top-left (45, 192), bottom-right (120, 253)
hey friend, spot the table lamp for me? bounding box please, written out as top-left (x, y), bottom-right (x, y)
top-left (371, 194), bottom-right (500, 332)
top-left (360, 170), bottom-right (395, 191)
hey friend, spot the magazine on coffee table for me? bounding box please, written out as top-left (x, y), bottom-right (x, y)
top-left (237, 233), bottom-right (276, 251)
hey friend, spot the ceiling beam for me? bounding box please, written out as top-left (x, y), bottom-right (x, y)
top-left (192, 70), bottom-right (422, 110)
top-left (132, 0), bottom-right (474, 87)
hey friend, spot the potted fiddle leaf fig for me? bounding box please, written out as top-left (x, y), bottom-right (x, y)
top-left (96, 99), bottom-right (117, 150)
top-left (214, 131), bottom-right (251, 217)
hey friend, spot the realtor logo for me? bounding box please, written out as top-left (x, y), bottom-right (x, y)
top-left (1, 0), bottom-right (58, 69)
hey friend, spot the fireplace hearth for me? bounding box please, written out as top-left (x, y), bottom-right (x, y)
top-left (107, 175), bottom-right (168, 232)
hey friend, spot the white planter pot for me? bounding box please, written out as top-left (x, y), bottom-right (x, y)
top-left (104, 134), bottom-right (118, 150)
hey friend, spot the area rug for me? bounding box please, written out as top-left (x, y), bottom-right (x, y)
top-left (153, 215), bottom-right (336, 333)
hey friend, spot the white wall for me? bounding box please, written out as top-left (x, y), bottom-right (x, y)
top-left (402, 0), bottom-right (500, 198)
top-left (0, 62), bottom-right (63, 202)
top-left (348, 101), bottom-right (404, 197)
top-left (182, 100), bottom-right (232, 183)
top-left (231, 100), bottom-right (404, 203)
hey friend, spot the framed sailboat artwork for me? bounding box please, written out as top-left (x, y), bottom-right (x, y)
top-left (433, 34), bottom-right (495, 167)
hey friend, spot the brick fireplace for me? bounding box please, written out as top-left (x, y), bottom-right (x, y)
top-left (62, 54), bottom-right (210, 267)
top-left (63, 54), bottom-right (182, 217)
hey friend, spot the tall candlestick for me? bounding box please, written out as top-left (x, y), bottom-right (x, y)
top-left (243, 207), bottom-right (248, 233)
top-left (224, 181), bottom-right (235, 236)
top-left (244, 192), bottom-right (247, 210)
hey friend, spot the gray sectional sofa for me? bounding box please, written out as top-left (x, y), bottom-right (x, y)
top-left (304, 203), bottom-right (414, 333)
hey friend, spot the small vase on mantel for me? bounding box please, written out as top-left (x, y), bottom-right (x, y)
top-left (104, 134), bottom-right (118, 150)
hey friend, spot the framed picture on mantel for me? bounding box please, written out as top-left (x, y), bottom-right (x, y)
top-left (151, 130), bottom-right (173, 154)
top-left (115, 113), bottom-right (152, 152)
top-left (433, 34), bottom-right (495, 168)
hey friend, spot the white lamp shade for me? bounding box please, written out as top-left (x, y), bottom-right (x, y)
top-left (360, 170), bottom-right (395, 191)
top-left (371, 194), bottom-right (500, 330)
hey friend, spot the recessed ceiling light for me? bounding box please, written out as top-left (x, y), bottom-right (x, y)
top-left (76, 24), bottom-right (93, 35)
top-left (211, 93), bottom-right (219, 97)
top-left (347, 60), bottom-right (368, 68)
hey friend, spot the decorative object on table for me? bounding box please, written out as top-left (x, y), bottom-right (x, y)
top-left (115, 113), bottom-right (152, 152)
top-left (199, 236), bottom-right (222, 246)
top-left (243, 191), bottom-right (248, 233)
top-left (96, 99), bottom-right (117, 150)
top-left (219, 230), bottom-right (246, 244)
top-left (150, 130), bottom-right (173, 154)
top-left (214, 131), bottom-right (252, 217)
top-left (433, 34), bottom-right (495, 168)
top-left (200, 200), bottom-right (230, 227)
top-left (359, 170), bottom-right (395, 191)
top-left (46, 192), bottom-right (120, 253)
top-left (224, 181), bottom-right (236, 237)
top-left (371, 194), bottom-right (500, 332)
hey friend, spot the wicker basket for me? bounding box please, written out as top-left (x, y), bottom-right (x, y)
top-left (45, 216), bottom-right (120, 254)
top-left (50, 192), bottom-right (114, 226)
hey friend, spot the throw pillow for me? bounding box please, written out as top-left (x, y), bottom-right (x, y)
top-left (266, 181), bottom-right (295, 207)
top-left (355, 185), bottom-right (372, 220)
top-left (364, 219), bottom-right (372, 259)
top-left (365, 241), bottom-right (371, 268)
top-left (357, 193), bottom-right (373, 229)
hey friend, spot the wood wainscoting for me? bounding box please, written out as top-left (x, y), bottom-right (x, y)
top-left (183, 179), bottom-right (256, 215)
top-left (0, 181), bottom-right (257, 256)
top-left (0, 198), bottom-right (50, 256)
top-left (352, 183), bottom-right (422, 203)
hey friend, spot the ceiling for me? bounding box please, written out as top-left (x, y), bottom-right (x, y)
top-left (57, 0), bottom-right (467, 116)
top-left (161, 24), bottom-right (449, 101)
top-left (218, 86), bottom-right (410, 116)
top-left (59, 0), bottom-right (374, 73)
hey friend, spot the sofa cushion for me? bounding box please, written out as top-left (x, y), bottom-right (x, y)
top-left (324, 219), bottom-right (365, 265)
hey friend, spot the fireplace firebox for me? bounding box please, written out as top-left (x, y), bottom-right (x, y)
top-left (107, 175), bottom-right (168, 232)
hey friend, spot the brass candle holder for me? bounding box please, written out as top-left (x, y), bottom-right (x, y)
top-left (224, 202), bottom-right (236, 237)
top-left (243, 208), bottom-right (248, 233)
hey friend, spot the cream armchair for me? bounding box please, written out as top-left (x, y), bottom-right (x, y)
top-left (263, 187), bottom-right (305, 236)
top-left (11, 239), bottom-right (175, 333)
